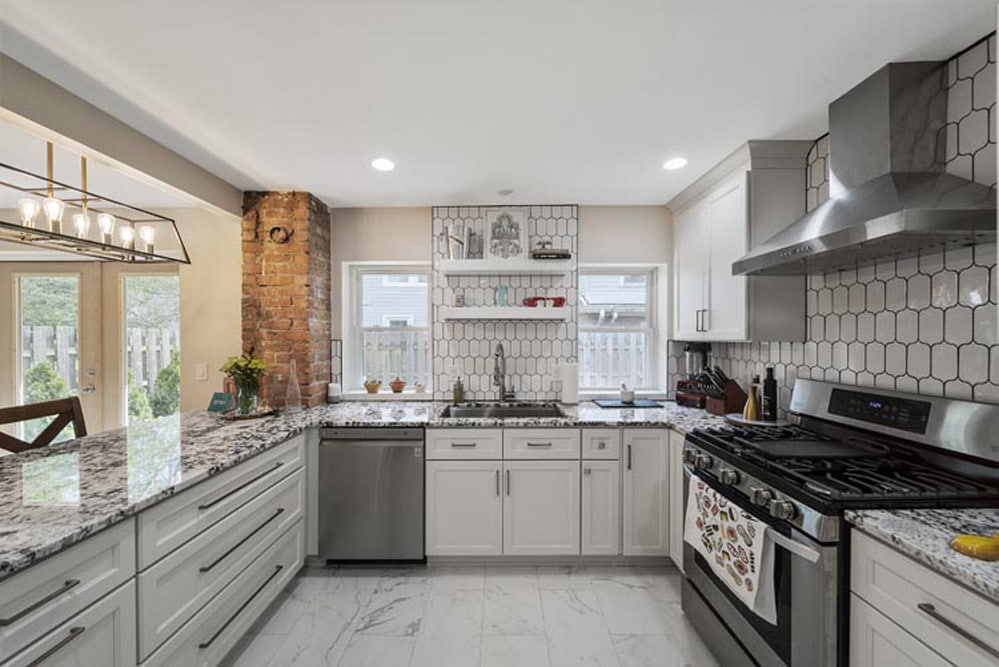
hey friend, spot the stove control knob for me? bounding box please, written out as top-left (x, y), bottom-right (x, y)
top-left (750, 488), bottom-right (773, 506)
top-left (768, 500), bottom-right (797, 521)
top-left (719, 468), bottom-right (740, 486)
top-left (683, 449), bottom-right (697, 464)
top-left (694, 454), bottom-right (714, 470)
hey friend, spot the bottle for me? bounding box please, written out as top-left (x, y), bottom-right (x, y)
top-left (284, 358), bottom-right (303, 413)
top-left (453, 378), bottom-right (465, 404)
top-left (742, 375), bottom-right (760, 422)
top-left (762, 367), bottom-right (778, 422)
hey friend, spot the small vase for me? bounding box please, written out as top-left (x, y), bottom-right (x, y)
top-left (236, 382), bottom-right (259, 415)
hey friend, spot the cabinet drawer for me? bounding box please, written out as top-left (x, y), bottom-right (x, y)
top-left (0, 520), bottom-right (135, 662)
top-left (852, 529), bottom-right (999, 666)
top-left (504, 429), bottom-right (580, 460)
top-left (138, 435), bottom-right (304, 569)
top-left (138, 468), bottom-right (305, 659)
top-left (426, 429), bottom-right (502, 459)
top-left (850, 594), bottom-right (950, 667)
top-left (2, 581), bottom-right (136, 667)
top-left (141, 521), bottom-right (304, 667)
top-left (581, 429), bottom-right (620, 459)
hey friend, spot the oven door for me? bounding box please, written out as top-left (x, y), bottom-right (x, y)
top-left (681, 465), bottom-right (842, 667)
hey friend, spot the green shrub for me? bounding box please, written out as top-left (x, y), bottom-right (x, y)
top-left (22, 362), bottom-right (71, 441)
top-left (150, 352), bottom-right (180, 417)
top-left (128, 369), bottom-right (152, 422)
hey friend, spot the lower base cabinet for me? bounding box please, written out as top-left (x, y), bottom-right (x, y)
top-left (668, 430), bottom-right (685, 569)
top-left (581, 460), bottom-right (620, 556)
top-left (623, 430), bottom-right (670, 556)
top-left (3, 581), bottom-right (136, 667)
top-left (503, 461), bottom-right (580, 556)
top-left (425, 461), bottom-right (504, 556)
top-left (850, 594), bottom-right (950, 666)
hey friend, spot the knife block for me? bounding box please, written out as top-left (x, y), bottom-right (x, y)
top-left (706, 381), bottom-right (748, 416)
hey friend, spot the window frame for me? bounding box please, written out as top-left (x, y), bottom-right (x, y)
top-left (577, 263), bottom-right (669, 394)
top-left (343, 262), bottom-right (432, 392)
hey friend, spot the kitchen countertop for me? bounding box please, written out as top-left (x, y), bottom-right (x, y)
top-left (846, 508), bottom-right (999, 604)
top-left (0, 400), bottom-right (721, 581)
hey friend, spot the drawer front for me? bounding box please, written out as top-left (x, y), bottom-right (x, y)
top-left (0, 520), bottom-right (135, 662)
top-left (581, 429), bottom-right (620, 459)
top-left (138, 468), bottom-right (305, 659)
top-left (2, 581), bottom-right (136, 667)
top-left (849, 594), bottom-right (950, 667)
top-left (138, 435), bottom-right (305, 569)
top-left (141, 521), bottom-right (304, 667)
top-left (426, 428), bottom-right (502, 459)
top-left (504, 428), bottom-right (580, 460)
top-left (851, 529), bottom-right (999, 666)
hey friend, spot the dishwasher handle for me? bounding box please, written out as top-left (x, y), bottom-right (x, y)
top-left (320, 428), bottom-right (423, 440)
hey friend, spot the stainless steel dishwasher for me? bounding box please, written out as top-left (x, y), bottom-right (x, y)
top-left (318, 428), bottom-right (425, 561)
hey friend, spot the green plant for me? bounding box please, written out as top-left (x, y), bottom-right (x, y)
top-left (22, 361), bottom-right (71, 441)
top-left (150, 352), bottom-right (180, 417)
top-left (220, 348), bottom-right (268, 386)
top-left (128, 368), bottom-right (153, 422)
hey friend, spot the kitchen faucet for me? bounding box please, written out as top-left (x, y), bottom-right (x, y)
top-left (493, 343), bottom-right (515, 402)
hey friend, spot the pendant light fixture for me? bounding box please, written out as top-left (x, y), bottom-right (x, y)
top-left (71, 156), bottom-right (92, 238)
top-left (41, 142), bottom-right (65, 233)
top-left (17, 197), bottom-right (40, 227)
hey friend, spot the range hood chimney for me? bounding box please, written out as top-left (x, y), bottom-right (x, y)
top-left (733, 62), bottom-right (996, 276)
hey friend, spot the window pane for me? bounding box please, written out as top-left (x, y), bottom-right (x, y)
top-left (579, 274), bottom-right (648, 329)
top-left (124, 276), bottom-right (180, 424)
top-left (579, 331), bottom-right (650, 389)
top-left (361, 274), bottom-right (428, 327)
top-left (362, 330), bottom-right (430, 386)
top-left (18, 276), bottom-right (79, 442)
top-left (358, 272), bottom-right (429, 387)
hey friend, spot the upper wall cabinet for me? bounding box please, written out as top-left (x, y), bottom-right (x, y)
top-left (670, 141), bottom-right (813, 342)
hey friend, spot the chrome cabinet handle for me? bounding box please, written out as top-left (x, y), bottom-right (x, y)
top-left (198, 462), bottom-right (283, 510)
top-left (702, 309), bottom-right (709, 331)
top-left (27, 626), bottom-right (85, 666)
top-left (0, 578), bottom-right (81, 626)
top-left (526, 442), bottom-right (552, 448)
top-left (917, 602), bottom-right (999, 659)
top-left (626, 444), bottom-right (633, 471)
top-left (199, 508), bottom-right (284, 573)
top-left (495, 469), bottom-right (500, 496)
top-left (506, 469), bottom-right (511, 496)
top-left (450, 442), bottom-right (477, 448)
top-left (596, 441), bottom-right (606, 450)
top-left (199, 565), bottom-right (283, 650)
top-left (584, 467), bottom-right (591, 476)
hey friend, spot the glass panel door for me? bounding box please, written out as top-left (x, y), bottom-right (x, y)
top-left (17, 275), bottom-right (80, 441)
top-left (123, 275), bottom-right (180, 424)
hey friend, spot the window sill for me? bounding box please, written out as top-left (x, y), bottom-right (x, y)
top-left (341, 390), bottom-right (435, 402)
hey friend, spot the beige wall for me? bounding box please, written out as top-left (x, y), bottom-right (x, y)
top-left (330, 207), bottom-right (432, 337)
top-left (577, 205), bottom-right (672, 264)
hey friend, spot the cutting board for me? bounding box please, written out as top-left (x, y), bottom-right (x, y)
top-left (593, 399), bottom-right (664, 409)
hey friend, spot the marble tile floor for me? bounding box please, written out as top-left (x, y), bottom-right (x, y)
top-left (224, 564), bottom-right (719, 667)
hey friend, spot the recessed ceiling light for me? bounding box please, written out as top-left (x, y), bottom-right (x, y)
top-left (497, 189), bottom-right (514, 197)
top-left (371, 157), bottom-right (395, 172)
top-left (662, 157), bottom-right (688, 171)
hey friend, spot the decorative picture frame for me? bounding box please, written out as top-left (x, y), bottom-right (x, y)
top-left (484, 208), bottom-right (528, 260)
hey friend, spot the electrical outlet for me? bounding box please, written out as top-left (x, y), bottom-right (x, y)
top-left (195, 362), bottom-right (208, 381)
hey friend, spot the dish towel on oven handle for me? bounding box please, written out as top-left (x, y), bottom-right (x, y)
top-left (684, 474), bottom-right (777, 624)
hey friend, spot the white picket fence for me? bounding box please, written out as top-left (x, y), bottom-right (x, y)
top-left (579, 331), bottom-right (649, 389)
top-left (362, 329), bottom-right (430, 387)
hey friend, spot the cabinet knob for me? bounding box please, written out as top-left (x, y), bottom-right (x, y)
top-left (584, 467), bottom-right (591, 475)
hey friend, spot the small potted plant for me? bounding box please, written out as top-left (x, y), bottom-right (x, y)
top-left (221, 348), bottom-right (268, 415)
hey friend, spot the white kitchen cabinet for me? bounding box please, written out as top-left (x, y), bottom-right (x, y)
top-left (503, 460), bottom-right (580, 556)
top-left (669, 141), bottom-right (811, 342)
top-left (622, 429), bottom-right (669, 556)
top-left (668, 429), bottom-right (686, 570)
top-left (581, 429), bottom-right (621, 460)
top-left (426, 428), bottom-right (503, 460)
top-left (581, 460), bottom-right (620, 556)
top-left (850, 594), bottom-right (950, 667)
top-left (425, 461), bottom-right (503, 556)
top-left (503, 428), bottom-right (580, 460)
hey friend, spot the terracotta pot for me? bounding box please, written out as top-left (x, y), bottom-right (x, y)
top-left (390, 377), bottom-right (407, 393)
top-left (364, 380), bottom-right (381, 394)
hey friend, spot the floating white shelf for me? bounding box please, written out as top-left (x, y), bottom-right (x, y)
top-left (437, 258), bottom-right (575, 276)
top-left (439, 306), bottom-right (571, 321)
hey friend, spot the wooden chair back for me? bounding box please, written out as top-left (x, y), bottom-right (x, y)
top-left (0, 397), bottom-right (88, 454)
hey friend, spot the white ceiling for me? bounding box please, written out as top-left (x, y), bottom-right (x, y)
top-left (2, 0), bottom-right (996, 207)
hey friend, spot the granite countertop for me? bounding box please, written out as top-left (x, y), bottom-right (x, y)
top-left (846, 508), bottom-right (999, 604)
top-left (0, 400), bottom-right (720, 581)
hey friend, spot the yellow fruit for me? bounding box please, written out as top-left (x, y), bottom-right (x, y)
top-left (950, 533), bottom-right (999, 561)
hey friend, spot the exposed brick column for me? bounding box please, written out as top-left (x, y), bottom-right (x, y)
top-left (242, 192), bottom-right (331, 408)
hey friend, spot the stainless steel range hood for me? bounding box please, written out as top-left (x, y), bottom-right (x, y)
top-left (733, 62), bottom-right (996, 276)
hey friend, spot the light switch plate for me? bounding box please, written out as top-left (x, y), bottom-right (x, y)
top-left (195, 362), bottom-right (208, 381)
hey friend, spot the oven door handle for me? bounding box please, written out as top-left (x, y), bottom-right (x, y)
top-left (767, 527), bottom-right (821, 563)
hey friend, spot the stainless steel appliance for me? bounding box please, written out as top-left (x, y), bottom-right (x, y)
top-left (733, 62), bottom-right (996, 277)
top-left (683, 342), bottom-right (711, 379)
top-left (318, 427), bottom-right (425, 561)
top-left (681, 379), bottom-right (999, 666)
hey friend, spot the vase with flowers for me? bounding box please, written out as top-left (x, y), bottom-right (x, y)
top-left (221, 348), bottom-right (268, 415)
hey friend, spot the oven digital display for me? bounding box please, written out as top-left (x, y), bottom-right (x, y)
top-left (828, 388), bottom-right (931, 434)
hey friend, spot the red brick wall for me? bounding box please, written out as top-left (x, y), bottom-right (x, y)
top-left (242, 192), bottom-right (331, 408)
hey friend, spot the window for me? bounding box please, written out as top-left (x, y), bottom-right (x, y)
top-left (347, 265), bottom-right (430, 390)
top-left (578, 268), bottom-right (658, 390)
top-left (123, 275), bottom-right (180, 424)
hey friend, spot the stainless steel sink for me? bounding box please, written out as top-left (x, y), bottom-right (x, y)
top-left (440, 404), bottom-right (564, 419)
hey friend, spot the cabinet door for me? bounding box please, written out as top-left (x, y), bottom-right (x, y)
top-left (581, 461), bottom-right (620, 556)
top-left (668, 430), bottom-right (686, 570)
top-left (503, 461), bottom-right (580, 556)
top-left (623, 430), bottom-right (669, 556)
top-left (704, 172), bottom-right (749, 341)
top-left (850, 594), bottom-right (950, 667)
top-left (426, 461), bottom-right (502, 556)
top-left (672, 202), bottom-right (707, 340)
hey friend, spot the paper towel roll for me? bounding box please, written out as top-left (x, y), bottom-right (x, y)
top-left (560, 363), bottom-right (579, 405)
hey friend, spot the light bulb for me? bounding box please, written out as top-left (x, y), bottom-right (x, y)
top-left (72, 212), bottom-right (92, 238)
top-left (18, 198), bottom-right (41, 227)
top-left (119, 225), bottom-right (135, 248)
top-left (97, 213), bottom-right (115, 244)
top-left (42, 197), bottom-right (65, 232)
top-left (139, 226), bottom-right (155, 254)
